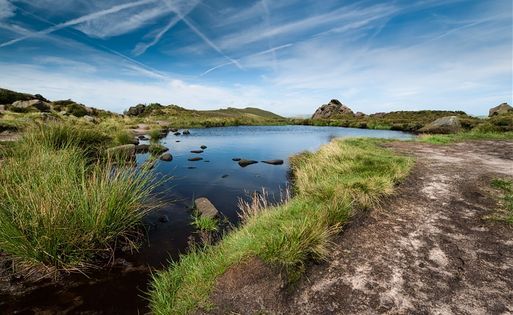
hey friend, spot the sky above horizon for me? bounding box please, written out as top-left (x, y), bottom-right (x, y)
top-left (0, 0), bottom-right (511, 116)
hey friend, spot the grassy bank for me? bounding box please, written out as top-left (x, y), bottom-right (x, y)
top-left (0, 124), bottom-right (155, 272)
top-left (490, 179), bottom-right (513, 224)
top-left (418, 131), bottom-right (513, 144)
top-left (149, 138), bottom-right (413, 314)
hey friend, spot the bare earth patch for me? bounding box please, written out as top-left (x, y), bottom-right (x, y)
top-left (206, 140), bottom-right (513, 314)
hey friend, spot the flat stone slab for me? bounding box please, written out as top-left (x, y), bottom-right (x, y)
top-left (190, 150), bottom-right (204, 154)
top-left (194, 197), bottom-right (219, 218)
top-left (188, 157), bottom-right (203, 161)
top-left (262, 159), bottom-right (284, 165)
top-left (238, 159), bottom-right (258, 167)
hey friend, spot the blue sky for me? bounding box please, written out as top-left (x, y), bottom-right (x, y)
top-left (0, 0), bottom-right (511, 116)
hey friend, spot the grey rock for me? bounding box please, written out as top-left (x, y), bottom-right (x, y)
top-left (188, 157), bottom-right (203, 161)
top-left (182, 129), bottom-right (191, 135)
top-left (200, 145), bottom-right (207, 149)
top-left (160, 153), bottom-right (173, 161)
top-left (194, 197), bottom-right (219, 219)
top-left (11, 99), bottom-right (50, 112)
top-left (489, 103), bottom-right (513, 117)
top-left (312, 99), bottom-right (353, 119)
top-left (418, 116), bottom-right (462, 134)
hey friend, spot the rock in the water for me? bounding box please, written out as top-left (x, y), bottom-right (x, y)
top-left (489, 103), bottom-right (513, 117)
top-left (182, 129), bottom-right (191, 135)
top-left (238, 159), bottom-right (258, 167)
top-left (188, 166), bottom-right (197, 169)
top-left (200, 145), bottom-right (207, 149)
top-left (160, 153), bottom-right (173, 161)
top-left (191, 150), bottom-right (204, 154)
top-left (418, 116), bottom-right (462, 134)
top-left (138, 135), bottom-right (148, 140)
top-left (221, 174), bottom-right (229, 178)
top-left (312, 99), bottom-right (354, 119)
top-left (11, 99), bottom-right (50, 112)
top-left (194, 197), bottom-right (219, 218)
top-left (135, 144), bottom-right (150, 153)
top-left (170, 128), bottom-right (178, 132)
top-left (188, 157), bottom-right (203, 161)
top-left (158, 215), bottom-right (169, 223)
top-left (106, 144), bottom-right (136, 162)
top-left (149, 144), bottom-right (169, 155)
top-left (262, 159), bottom-right (284, 165)
top-left (174, 132), bottom-right (181, 136)
top-left (176, 140), bottom-right (181, 142)
top-left (232, 158), bottom-right (241, 161)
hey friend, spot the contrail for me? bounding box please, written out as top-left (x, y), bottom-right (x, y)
top-left (200, 43), bottom-right (292, 76)
top-left (133, 1), bottom-right (201, 56)
top-left (0, 0), bottom-right (158, 48)
top-left (180, 15), bottom-right (243, 70)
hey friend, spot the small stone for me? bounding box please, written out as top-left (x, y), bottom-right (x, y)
top-left (188, 157), bottom-right (203, 161)
top-left (232, 158), bottom-right (241, 161)
top-left (262, 159), bottom-right (284, 165)
top-left (238, 159), bottom-right (258, 167)
top-left (221, 174), bottom-right (229, 178)
top-left (200, 145), bottom-right (207, 149)
top-left (160, 153), bottom-right (173, 161)
top-left (190, 150), bottom-right (204, 154)
top-left (158, 215), bottom-right (169, 223)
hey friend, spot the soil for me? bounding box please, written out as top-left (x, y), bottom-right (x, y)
top-left (205, 140), bottom-right (513, 314)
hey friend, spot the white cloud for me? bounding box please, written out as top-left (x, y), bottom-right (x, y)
top-left (0, 0), bottom-right (15, 21)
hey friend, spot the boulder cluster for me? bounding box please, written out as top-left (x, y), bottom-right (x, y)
top-left (312, 99), bottom-right (355, 119)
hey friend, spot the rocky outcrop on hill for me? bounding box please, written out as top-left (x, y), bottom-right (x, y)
top-left (10, 99), bottom-right (51, 112)
top-left (489, 103), bottom-right (513, 117)
top-left (418, 116), bottom-right (462, 134)
top-left (312, 99), bottom-right (354, 119)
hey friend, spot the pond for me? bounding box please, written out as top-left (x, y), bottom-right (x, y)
top-left (0, 125), bottom-right (413, 314)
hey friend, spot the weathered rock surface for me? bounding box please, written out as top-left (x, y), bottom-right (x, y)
top-left (194, 197), bottom-right (219, 218)
top-left (489, 102), bottom-right (513, 117)
top-left (262, 159), bottom-right (284, 165)
top-left (312, 99), bottom-right (354, 119)
top-left (160, 153), bottom-right (173, 161)
top-left (238, 159), bottom-right (258, 167)
top-left (11, 99), bottom-right (50, 112)
top-left (418, 116), bottom-right (461, 134)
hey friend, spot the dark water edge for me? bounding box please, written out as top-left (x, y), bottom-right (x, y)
top-left (0, 126), bottom-right (413, 314)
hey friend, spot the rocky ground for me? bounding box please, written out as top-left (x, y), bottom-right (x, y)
top-left (206, 140), bottom-right (513, 314)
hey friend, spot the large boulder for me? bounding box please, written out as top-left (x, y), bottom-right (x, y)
top-left (11, 99), bottom-right (50, 112)
top-left (312, 99), bottom-right (354, 119)
top-left (418, 116), bottom-right (461, 134)
top-left (489, 103), bottom-right (513, 117)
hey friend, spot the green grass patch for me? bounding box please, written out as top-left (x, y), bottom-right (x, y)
top-left (418, 131), bottom-right (513, 144)
top-left (0, 126), bottom-right (157, 273)
top-left (490, 179), bottom-right (513, 224)
top-left (191, 214), bottom-right (218, 232)
top-left (148, 138), bottom-right (413, 314)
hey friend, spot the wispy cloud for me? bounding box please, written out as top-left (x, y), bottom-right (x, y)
top-left (0, 0), bottom-right (158, 48)
top-left (132, 0), bottom-right (200, 56)
top-left (0, 0), bottom-right (15, 21)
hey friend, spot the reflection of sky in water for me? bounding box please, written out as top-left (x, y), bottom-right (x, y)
top-left (133, 125), bottom-right (413, 265)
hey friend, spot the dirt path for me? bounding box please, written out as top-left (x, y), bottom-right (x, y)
top-left (209, 140), bottom-right (513, 314)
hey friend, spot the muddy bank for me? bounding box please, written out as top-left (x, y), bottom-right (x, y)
top-left (203, 140), bottom-right (513, 314)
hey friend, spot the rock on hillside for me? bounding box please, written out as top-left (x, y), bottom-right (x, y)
top-left (418, 116), bottom-right (461, 134)
top-left (312, 99), bottom-right (354, 119)
top-left (489, 103), bottom-right (513, 117)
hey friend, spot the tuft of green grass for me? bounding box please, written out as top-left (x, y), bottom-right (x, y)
top-left (490, 178), bottom-right (513, 224)
top-left (419, 131), bottom-right (513, 144)
top-left (191, 214), bottom-right (218, 232)
top-left (0, 126), bottom-right (157, 273)
top-left (149, 128), bottom-right (163, 142)
top-left (113, 129), bottom-right (135, 146)
top-left (148, 138), bottom-right (413, 314)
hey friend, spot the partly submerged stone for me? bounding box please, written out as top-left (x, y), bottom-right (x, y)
top-left (232, 158), bottom-right (241, 161)
top-left (238, 159), bottom-right (258, 167)
top-left (188, 157), bottom-right (203, 161)
top-left (194, 197), bottom-right (219, 219)
top-left (160, 153), bottom-right (173, 161)
top-left (262, 159), bottom-right (284, 165)
top-left (182, 129), bottom-right (191, 135)
top-left (191, 150), bottom-right (204, 154)
top-left (200, 145), bottom-right (207, 149)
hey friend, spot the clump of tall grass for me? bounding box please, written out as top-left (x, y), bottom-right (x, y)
top-left (490, 178), bottom-right (513, 224)
top-left (0, 125), bottom-right (157, 273)
top-left (418, 130), bottom-right (513, 144)
top-left (113, 129), bottom-right (135, 146)
top-left (149, 138), bottom-right (413, 314)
